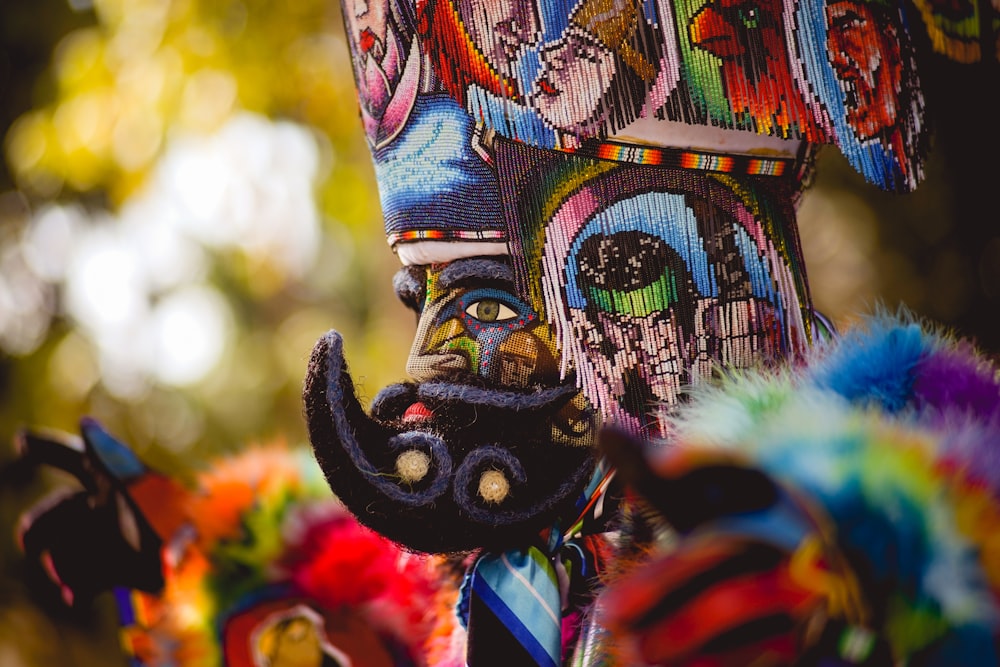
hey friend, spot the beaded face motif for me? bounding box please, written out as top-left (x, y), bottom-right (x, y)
top-left (497, 137), bottom-right (812, 435)
top-left (346, 0), bottom-right (928, 201)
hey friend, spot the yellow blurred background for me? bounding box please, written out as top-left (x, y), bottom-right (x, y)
top-left (0, 0), bottom-right (996, 664)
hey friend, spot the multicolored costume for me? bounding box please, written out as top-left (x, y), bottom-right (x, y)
top-left (302, 0), bottom-right (998, 663)
top-left (600, 313), bottom-right (1000, 665)
top-left (15, 0), bottom-right (1000, 664)
top-left (18, 312), bottom-right (1000, 666)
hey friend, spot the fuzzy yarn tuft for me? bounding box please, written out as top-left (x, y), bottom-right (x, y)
top-left (808, 313), bottom-right (929, 413)
top-left (806, 309), bottom-right (1000, 420)
top-left (634, 312), bottom-right (1000, 665)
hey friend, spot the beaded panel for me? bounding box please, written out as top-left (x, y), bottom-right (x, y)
top-left (495, 136), bottom-right (813, 435)
top-left (342, 0), bottom-right (931, 198)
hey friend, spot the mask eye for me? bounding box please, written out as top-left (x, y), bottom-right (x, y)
top-left (465, 299), bottom-right (518, 322)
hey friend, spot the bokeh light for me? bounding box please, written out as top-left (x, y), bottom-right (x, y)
top-left (149, 285), bottom-right (230, 386)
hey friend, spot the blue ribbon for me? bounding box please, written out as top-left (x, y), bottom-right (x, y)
top-left (463, 461), bottom-right (617, 666)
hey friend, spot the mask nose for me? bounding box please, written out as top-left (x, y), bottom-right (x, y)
top-left (406, 305), bottom-right (479, 382)
top-left (406, 352), bottom-right (471, 382)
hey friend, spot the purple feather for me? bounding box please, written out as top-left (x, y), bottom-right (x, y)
top-left (912, 343), bottom-right (1000, 421)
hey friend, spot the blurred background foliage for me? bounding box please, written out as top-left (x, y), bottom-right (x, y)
top-left (0, 0), bottom-right (996, 664)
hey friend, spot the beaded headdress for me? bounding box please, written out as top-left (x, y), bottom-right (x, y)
top-left (345, 0), bottom-right (937, 269)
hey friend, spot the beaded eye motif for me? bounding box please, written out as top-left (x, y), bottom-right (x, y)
top-left (440, 287), bottom-right (544, 380)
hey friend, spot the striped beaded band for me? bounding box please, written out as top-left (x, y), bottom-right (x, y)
top-left (386, 141), bottom-right (809, 252)
top-left (387, 228), bottom-right (508, 246)
top-left (562, 140), bottom-right (800, 176)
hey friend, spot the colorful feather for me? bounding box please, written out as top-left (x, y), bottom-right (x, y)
top-left (119, 442), bottom-right (460, 667)
top-left (608, 312), bottom-right (1000, 665)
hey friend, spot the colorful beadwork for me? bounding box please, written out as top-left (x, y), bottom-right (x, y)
top-left (340, 0), bottom-right (947, 260)
top-left (495, 135), bottom-right (812, 435)
top-left (567, 140), bottom-right (797, 174)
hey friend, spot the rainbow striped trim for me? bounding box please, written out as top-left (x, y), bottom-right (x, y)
top-left (564, 141), bottom-right (796, 177)
top-left (387, 229), bottom-right (508, 245)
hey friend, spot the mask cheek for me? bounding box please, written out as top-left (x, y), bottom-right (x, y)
top-left (422, 316), bottom-right (466, 356)
top-left (495, 329), bottom-right (560, 387)
top-left (406, 317), bottom-right (476, 381)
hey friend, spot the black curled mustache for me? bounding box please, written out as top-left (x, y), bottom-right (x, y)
top-left (368, 373), bottom-right (581, 436)
top-left (303, 330), bottom-right (596, 554)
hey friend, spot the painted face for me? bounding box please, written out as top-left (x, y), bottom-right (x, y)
top-left (405, 261), bottom-right (559, 387)
top-left (494, 137), bottom-right (812, 439)
top-left (554, 196), bottom-right (787, 436)
top-left (533, 28), bottom-right (617, 132)
top-left (826, 0), bottom-right (902, 140)
top-left (342, 0), bottom-right (414, 144)
top-left (456, 0), bottom-right (541, 77)
top-left (567, 230), bottom-right (701, 433)
top-left (397, 258), bottom-right (593, 449)
top-left (304, 257), bottom-right (597, 553)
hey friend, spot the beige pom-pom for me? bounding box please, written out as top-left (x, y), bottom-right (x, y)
top-left (478, 470), bottom-right (510, 504)
top-left (395, 449), bottom-right (430, 483)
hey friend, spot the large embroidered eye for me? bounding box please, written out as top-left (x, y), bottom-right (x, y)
top-left (465, 299), bottom-right (518, 322)
top-left (577, 231), bottom-right (686, 318)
